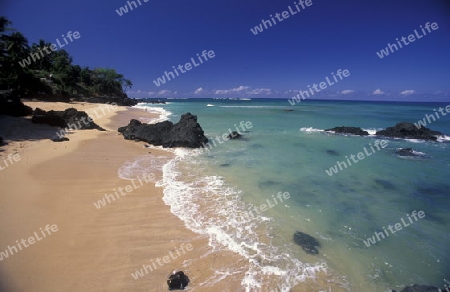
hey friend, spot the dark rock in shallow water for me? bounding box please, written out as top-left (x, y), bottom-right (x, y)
top-left (167, 271), bottom-right (189, 290)
top-left (227, 131), bottom-right (242, 139)
top-left (392, 284), bottom-right (441, 292)
top-left (219, 163), bottom-right (230, 167)
top-left (376, 122), bottom-right (442, 141)
top-left (396, 148), bottom-right (416, 157)
top-left (293, 231), bottom-right (320, 254)
top-left (326, 149), bottom-right (339, 156)
top-left (118, 112), bottom-right (208, 148)
top-left (395, 148), bottom-right (429, 159)
top-left (325, 126), bottom-right (369, 136)
top-left (259, 180), bottom-right (280, 188)
top-left (251, 143), bottom-right (264, 149)
top-left (375, 179), bottom-right (396, 190)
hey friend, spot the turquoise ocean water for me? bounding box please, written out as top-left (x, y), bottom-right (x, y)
top-left (125, 98), bottom-right (450, 291)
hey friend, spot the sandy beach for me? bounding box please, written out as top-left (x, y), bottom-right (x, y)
top-left (0, 102), bottom-right (339, 292)
top-left (0, 102), bottom-right (204, 291)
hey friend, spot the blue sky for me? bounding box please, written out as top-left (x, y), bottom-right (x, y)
top-left (3, 0), bottom-right (450, 101)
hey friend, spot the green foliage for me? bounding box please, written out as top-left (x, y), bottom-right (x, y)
top-left (0, 16), bottom-right (132, 98)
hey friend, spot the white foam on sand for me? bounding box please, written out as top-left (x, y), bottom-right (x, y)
top-left (156, 150), bottom-right (329, 291)
top-left (133, 103), bottom-right (172, 123)
top-left (118, 155), bottom-right (170, 181)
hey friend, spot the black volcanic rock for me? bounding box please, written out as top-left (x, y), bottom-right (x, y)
top-left (32, 108), bottom-right (105, 131)
top-left (326, 150), bottom-right (339, 156)
top-left (376, 122), bottom-right (441, 141)
top-left (293, 231), bottom-right (320, 254)
top-left (32, 108), bottom-right (66, 127)
top-left (396, 148), bottom-right (417, 157)
top-left (118, 112), bottom-right (208, 148)
top-left (227, 131), bottom-right (242, 139)
top-left (51, 137), bottom-right (70, 142)
top-left (167, 271), bottom-right (189, 290)
top-left (392, 284), bottom-right (441, 292)
top-left (325, 126), bottom-right (369, 136)
top-left (0, 90), bottom-right (33, 117)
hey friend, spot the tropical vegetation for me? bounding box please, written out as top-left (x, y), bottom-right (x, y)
top-left (0, 16), bottom-right (133, 98)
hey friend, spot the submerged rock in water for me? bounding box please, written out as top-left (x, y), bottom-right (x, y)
top-left (258, 180), bottom-right (280, 188)
top-left (251, 143), bottom-right (264, 149)
top-left (391, 284), bottom-right (441, 292)
top-left (167, 271), bottom-right (189, 290)
top-left (293, 231), bottom-right (320, 254)
top-left (325, 126), bottom-right (369, 136)
top-left (326, 149), bottom-right (339, 156)
top-left (375, 179), bottom-right (396, 190)
top-left (376, 122), bottom-right (442, 141)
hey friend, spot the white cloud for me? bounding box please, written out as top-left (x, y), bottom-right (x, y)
top-left (194, 87), bottom-right (204, 94)
top-left (248, 88), bottom-right (272, 95)
top-left (234, 85), bottom-right (250, 92)
top-left (213, 86), bottom-right (273, 95)
top-left (399, 90), bottom-right (415, 96)
top-left (157, 90), bottom-right (171, 95)
top-left (372, 89), bottom-right (385, 95)
top-left (147, 92), bottom-right (155, 95)
top-left (340, 90), bottom-right (355, 95)
top-left (214, 85), bottom-right (250, 94)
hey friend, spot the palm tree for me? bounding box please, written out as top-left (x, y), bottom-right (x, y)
top-left (30, 39), bottom-right (53, 71)
top-left (124, 79), bottom-right (133, 91)
top-left (0, 17), bottom-right (14, 89)
top-left (1, 32), bottom-right (30, 90)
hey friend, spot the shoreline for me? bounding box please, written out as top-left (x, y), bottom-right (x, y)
top-left (0, 101), bottom-right (207, 291)
top-left (0, 101), bottom-right (345, 291)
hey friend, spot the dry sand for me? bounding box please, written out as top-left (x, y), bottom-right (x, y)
top-left (0, 102), bottom-right (341, 292)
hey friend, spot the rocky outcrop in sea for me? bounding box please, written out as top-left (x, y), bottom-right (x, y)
top-left (325, 126), bottom-right (369, 136)
top-left (376, 122), bottom-right (441, 141)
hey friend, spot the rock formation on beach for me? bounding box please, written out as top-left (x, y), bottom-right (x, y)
top-left (325, 126), bottom-right (369, 136)
top-left (167, 271), bottom-right (189, 290)
top-left (32, 108), bottom-right (105, 131)
top-left (118, 112), bottom-right (208, 148)
top-left (293, 231), bottom-right (320, 254)
top-left (0, 90), bottom-right (33, 117)
top-left (376, 122), bottom-right (441, 141)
